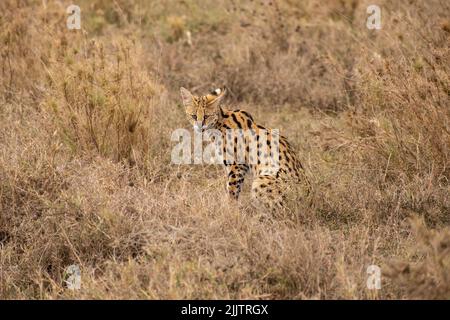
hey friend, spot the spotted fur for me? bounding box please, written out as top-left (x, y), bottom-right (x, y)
top-left (180, 87), bottom-right (310, 210)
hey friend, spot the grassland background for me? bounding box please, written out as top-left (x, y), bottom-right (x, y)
top-left (0, 0), bottom-right (449, 299)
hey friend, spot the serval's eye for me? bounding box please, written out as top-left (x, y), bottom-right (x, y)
top-left (204, 115), bottom-right (210, 120)
top-left (191, 114), bottom-right (197, 120)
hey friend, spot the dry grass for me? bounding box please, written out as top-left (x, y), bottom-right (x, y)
top-left (0, 0), bottom-right (449, 299)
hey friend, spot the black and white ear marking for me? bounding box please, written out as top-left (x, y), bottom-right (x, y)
top-left (207, 87), bottom-right (226, 108)
top-left (210, 88), bottom-right (223, 96)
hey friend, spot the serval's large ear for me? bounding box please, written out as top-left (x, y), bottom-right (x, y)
top-left (206, 87), bottom-right (227, 109)
top-left (180, 87), bottom-right (194, 108)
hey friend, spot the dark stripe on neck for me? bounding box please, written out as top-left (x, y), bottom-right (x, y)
top-left (240, 110), bottom-right (254, 121)
top-left (231, 113), bottom-right (243, 128)
top-left (219, 107), bottom-right (228, 118)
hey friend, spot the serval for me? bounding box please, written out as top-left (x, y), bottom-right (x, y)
top-left (180, 86), bottom-right (310, 211)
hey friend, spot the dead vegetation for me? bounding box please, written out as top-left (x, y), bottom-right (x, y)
top-left (0, 0), bottom-right (449, 299)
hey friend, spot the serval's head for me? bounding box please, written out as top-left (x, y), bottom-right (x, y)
top-left (180, 87), bottom-right (226, 131)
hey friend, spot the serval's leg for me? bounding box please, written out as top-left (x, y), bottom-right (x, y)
top-left (225, 164), bottom-right (249, 200)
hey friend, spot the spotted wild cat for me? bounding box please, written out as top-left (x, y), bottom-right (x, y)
top-left (180, 87), bottom-right (310, 210)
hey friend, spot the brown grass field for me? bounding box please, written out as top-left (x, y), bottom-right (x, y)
top-left (0, 0), bottom-right (449, 299)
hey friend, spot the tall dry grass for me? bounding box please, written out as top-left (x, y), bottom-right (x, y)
top-left (0, 0), bottom-right (449, 299)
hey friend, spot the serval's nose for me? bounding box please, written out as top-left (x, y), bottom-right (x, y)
top-left (193, 121), bottom-right (203, 132)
